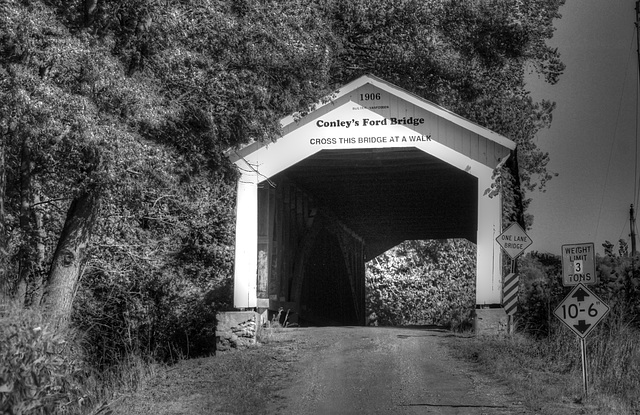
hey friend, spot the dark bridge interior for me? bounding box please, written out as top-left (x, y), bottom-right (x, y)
top-left (282, 148), bottom-right (478, 260)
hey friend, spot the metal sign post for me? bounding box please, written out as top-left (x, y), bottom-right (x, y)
top-left (580, 337), bottom-right (588, 398)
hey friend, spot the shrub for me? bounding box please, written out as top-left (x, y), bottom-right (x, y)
top-left (71, 150), bottom-right (236, 366)
top-left (0, 307), bottom-right (93, 415)
top-left (72, 268), bottom-right (231, 367)
top-left (516, 252), bottom-right (564, 337)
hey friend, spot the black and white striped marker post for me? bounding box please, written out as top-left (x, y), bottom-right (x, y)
top-left (502, 272), bottom-right (519, 316)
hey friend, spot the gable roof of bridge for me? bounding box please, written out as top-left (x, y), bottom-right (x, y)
top-left (229, 74), bottom-right (515, 169)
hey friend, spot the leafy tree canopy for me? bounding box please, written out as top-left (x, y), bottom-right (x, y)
top-left (0, 0), bottom-right (565, 357)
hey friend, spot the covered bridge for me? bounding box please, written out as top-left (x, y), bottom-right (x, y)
top-left (228, 74), bottom-right (515, 326)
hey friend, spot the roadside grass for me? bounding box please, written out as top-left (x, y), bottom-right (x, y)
top-left (588, 309), bottom-right (640, 406)
top-left (447, 317), bottom-right (640, 415)
top-left (2, 301), bottom-right (296, 415)
top-left (108, 331), bottom-right (299, 415)
top-left (256, 308), bottom-right (294, 344)
top-left (95, 354), bottom-right (164, 409)
top-left (256, 324), bottom-right (288, 344)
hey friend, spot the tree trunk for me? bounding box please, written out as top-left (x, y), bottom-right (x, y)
top-left (43, 190), bottom-right (101, 325)
top-left (0, 130), bottom-right (8, 306)
top-left (14, 140), bottom-right (32, 306)
top-left (28, 189), bottom-right (47, 307)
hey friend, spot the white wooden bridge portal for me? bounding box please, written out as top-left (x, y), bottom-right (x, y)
top-left (228, 75), bottom-right (515, 326)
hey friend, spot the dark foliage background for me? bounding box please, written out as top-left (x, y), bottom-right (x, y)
top-left (517, 240), bottom-right (640, 337)
top-left (366, 239), bottom-right (476, 329)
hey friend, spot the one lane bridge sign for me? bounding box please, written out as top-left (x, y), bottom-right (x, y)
top-left (553, 283), bottom-right (609, 338)
top-left (496, 223), bottom-right (532, 259)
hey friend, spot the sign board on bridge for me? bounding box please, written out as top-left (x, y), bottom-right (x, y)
top-left (553, 283), bottom-right (609, 338)
top-left (496, 223), bottom-right (532, 259)
top-left (562, 242), bottom-right (596, 286)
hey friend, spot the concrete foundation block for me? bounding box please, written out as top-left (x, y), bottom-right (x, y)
top-left (474, 308), bottom-right (508, 336)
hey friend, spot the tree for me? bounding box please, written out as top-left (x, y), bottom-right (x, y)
top-left (0, 124), bottom-right (7, 303)
top-left (44, 189), bottom-right (101, 324)
top-left (603, 240), bottom-right (615, 257)
top-left (1, 2), bottom-right (118, 319)
top-left (619, 238), bottom-right (629, 257)
top-left (0, 0), bottom-right (336, 319)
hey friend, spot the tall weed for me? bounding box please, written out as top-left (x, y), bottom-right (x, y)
top-left (588, 305), bottom-right (640, 410)
top-left (0, 307), bottom-right (92, 414)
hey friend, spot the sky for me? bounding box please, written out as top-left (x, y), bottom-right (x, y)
top-left (525, 0), bottom-right (640, 256)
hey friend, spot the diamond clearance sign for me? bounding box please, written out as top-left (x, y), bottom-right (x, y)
top-left (496, 223), bottom-right (532, 260)
top-left (554, 283), bottom-right (609, 338)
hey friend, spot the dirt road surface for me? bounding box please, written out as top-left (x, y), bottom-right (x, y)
top-left (270, 326), bottom-right (527, 415)
top-left (111, 326), bottom-right (530, 415)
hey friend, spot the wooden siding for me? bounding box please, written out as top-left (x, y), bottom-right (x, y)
top-left (345, 84), bottom-right (510, 169)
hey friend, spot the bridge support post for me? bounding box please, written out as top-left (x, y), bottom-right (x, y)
top-left (475, 175), bottom-right (503, 306)
top-left (233, 167), bottom-right (258, 308)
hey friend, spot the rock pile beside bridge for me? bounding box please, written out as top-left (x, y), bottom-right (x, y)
top-left (216, 311), bottom-right (259, 351)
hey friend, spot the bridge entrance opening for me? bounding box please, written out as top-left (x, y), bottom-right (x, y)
top-left (259, 147), bottom-right (478, 325)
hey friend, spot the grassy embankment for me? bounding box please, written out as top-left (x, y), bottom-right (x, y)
top-left (107, 324), bottom-right (294, 415)
top-left (447, 311), bottom-right (640, 415)
top-left (0, 305), bottom-right (292, 415)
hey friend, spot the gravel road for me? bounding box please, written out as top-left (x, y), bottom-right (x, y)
top-left (269, 326), bottom-right (527, 415)
top-left (109, 326), bottom-right (530, 415)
